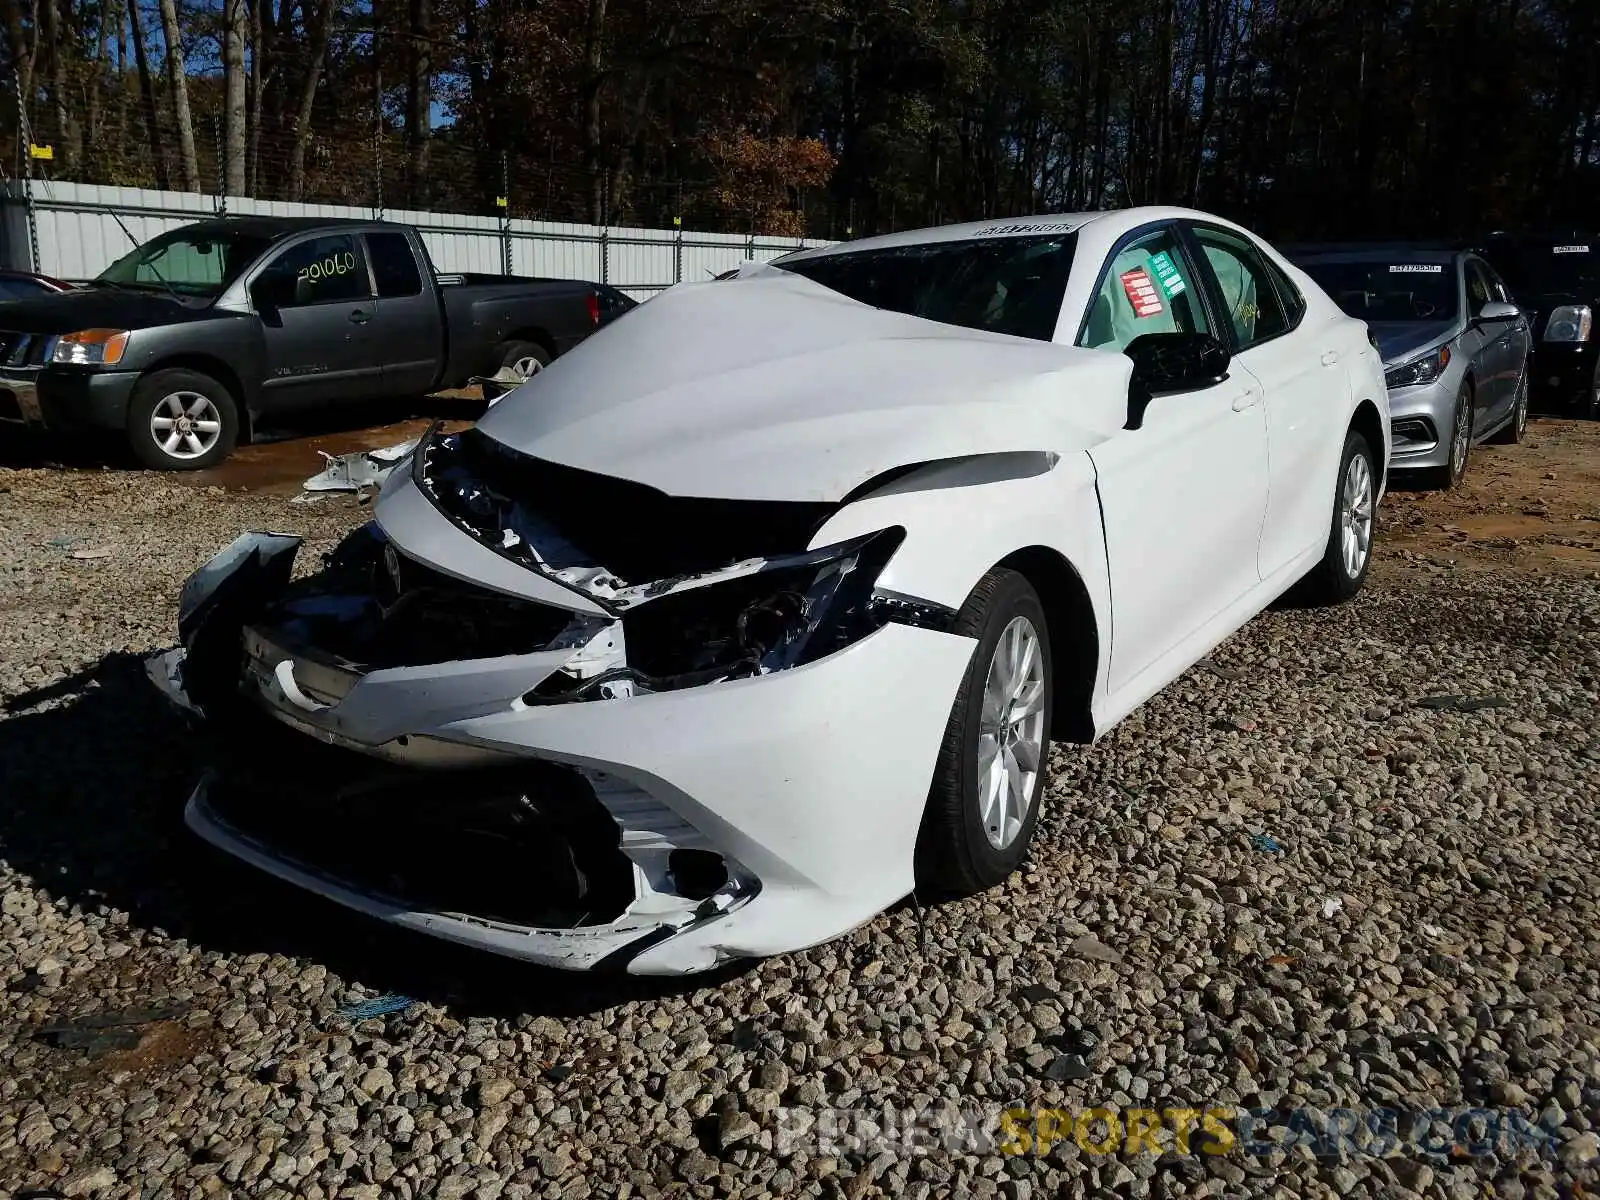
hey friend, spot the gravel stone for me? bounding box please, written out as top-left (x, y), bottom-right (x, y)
top-left (0, 425), bottom-right (1598, 1199)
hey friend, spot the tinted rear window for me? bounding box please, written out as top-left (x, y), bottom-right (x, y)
top-left (776, 234), bottom-right (1077, 341)
top-left (1300, 259), bottom-right (1460, 322)
top-left (1486, 241), bottom-right (1600, 298)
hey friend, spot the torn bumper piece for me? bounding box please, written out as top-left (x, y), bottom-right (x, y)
top-left (152, 528), bottom-right (977, 974)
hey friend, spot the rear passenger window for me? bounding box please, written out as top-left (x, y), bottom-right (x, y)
top-left (1191, 226), bottom-right (1289, 350)
top-left (367, 231), bottom-right (423, 298)
top-left (1262, 256), bottom-right (1306, 328)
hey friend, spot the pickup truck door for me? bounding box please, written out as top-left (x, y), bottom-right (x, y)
top-left (248, 231), bottom-right (383, 409)
top-left (365, 229), bottom-right (444, 396)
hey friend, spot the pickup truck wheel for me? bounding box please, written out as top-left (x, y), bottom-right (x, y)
top-left (499, 340), bottom-right (551, 382)
top-left (916, 568), bottom-right (1053, 897)
top-left (127, 368), bottom-right (239, 471)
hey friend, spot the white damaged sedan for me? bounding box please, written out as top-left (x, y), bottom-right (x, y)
top-left (149, 207), bottom-right (1390, 975)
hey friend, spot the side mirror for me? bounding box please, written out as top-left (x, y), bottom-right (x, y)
top-left (1123, 332), bottom-right (1231, 429)
top-left (1477, 300), bottom-right (1521, 322)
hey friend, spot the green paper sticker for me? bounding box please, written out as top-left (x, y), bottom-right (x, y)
top-left (1147, 250), bottom-right (1187, 298)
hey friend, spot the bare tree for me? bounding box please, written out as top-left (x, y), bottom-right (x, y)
top-left (157, 0), bottom-right (200, 190)
top-left (287, 0), bottom-right (334, 200)
top-left (403, 0), bottom-right (432, 207)
top-left (222, 0), bottom-right (247, 194)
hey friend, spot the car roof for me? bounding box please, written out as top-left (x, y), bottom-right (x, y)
top-left (776, 206), bottom-right (1264, 263)
top-left (161, 216), bottom-right (403, 241)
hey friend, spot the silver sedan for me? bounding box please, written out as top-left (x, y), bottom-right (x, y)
top-left (1291, 246), bottom-right (1532, 488)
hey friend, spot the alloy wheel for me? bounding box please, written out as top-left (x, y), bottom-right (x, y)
top-left (977, 616), bottom-right (1047, 850)
top-left (1341, 451), bottom-right (1374, 580)
top-left (150, 391), bottom-right (223, 461)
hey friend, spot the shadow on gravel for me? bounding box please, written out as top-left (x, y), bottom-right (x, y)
top-left (0, 653), bottom-right (751, 1020)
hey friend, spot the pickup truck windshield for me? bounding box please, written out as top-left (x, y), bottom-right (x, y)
top-left (776, 234), bottom-right (1077, 341)
top-left (95, 228), bottom-right (273, 297)
top-left (1300, 259), bottom-right (1461, 322)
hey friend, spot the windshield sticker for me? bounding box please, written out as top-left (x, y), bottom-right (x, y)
top-left (1147, 250), bottom-right (1187, 297)
top-left (1553, 245), bottom-right (1591, 254)
top-left (1388, 264), bottom-right (1443, 273)
top-left (973, 222), bottom-right (1077, 237)
top-left (1121, 268), bottom-right (1165, 318)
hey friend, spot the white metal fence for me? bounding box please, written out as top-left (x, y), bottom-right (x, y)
top-left (0, 180), bottom-right (834, 299)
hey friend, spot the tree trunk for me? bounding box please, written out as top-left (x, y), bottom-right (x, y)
top-left (158, 0), bottom-right (201, 190)
top-left (581, 0), bottom-right (609, 224)
top-left (287, 0), bottom-right (334, 200)
top-left (246, 0), bottom-right (262, 194)
top-left (222, 0), bottom-right (248, 194)
top-left (404, 0), bottom-right (432, 208)
top-left (127, 0), bottom-right (169, 187)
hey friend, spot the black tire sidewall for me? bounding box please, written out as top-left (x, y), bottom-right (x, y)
top-left (127, 369), bottom-right (239, 471)
top-left (499, 341), bottom-right (551, 377)
top-left (1447, 383), bottom-right (1473, 486)
top-left (939, 572), bottom-right (1054, 890)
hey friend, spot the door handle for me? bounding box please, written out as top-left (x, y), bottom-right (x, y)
top-left (348, 309), bottom-right (372, 325)
top-left (1320, 350), bottom-right (1341, 366)
top-left (1231, 389), bottom-right (1261, 412)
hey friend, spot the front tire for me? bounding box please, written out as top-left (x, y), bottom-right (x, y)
top-left (1429, 381), bottom-right (1474, 488)
top-left (916, 569), bottom-right (1054, 897)
top-left (126, 368), bottom-right (239, 471)
top-left (1297, 429), bottom-right (1376, 606)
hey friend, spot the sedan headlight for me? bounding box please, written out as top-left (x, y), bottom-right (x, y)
top-left (1543, 304), bottom-right (1592, 343)
top-left (1384, 344), bottom-right (1452, 389)
top-left (51, 328), bottom-right (130, 366)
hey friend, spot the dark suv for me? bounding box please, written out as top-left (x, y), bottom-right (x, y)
top-left (1482, 233), bottom-right (1600, 418)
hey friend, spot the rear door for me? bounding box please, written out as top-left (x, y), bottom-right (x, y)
top-left (366, 230), bottom-right (444, 396)
top-left (1184, 222), bottom-right (1353, 582)
top-left (248, 230), bottom-right (382, 409)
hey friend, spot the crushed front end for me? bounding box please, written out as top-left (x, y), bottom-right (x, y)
top-left (149, 428), bottom-right (977, 974)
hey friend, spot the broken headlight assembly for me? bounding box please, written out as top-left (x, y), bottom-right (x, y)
top-left (530, 527), bottom-right (953, 702)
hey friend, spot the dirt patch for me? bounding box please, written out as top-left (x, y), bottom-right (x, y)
top-left (1381, 416), bottom-right (1600, 574)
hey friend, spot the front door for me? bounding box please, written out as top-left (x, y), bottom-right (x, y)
top-left (1075, 224), bottom-right (1271, 700)
top-left (249, 231), bottom-right (381, 410)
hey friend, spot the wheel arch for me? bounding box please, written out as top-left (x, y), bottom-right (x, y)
top-left (1350, 397), bottom-right (1387, 479)
top-left (992, 545), bottom-right (1098, 744)
top-left (503, 328), bottom-right (558, 360)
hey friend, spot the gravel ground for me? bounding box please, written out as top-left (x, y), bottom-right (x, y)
top-left (0, 423), bottom-right (1597, 1200)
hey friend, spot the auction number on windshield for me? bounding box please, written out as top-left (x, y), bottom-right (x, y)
top-left (298, 250), bottom-right (357, 284)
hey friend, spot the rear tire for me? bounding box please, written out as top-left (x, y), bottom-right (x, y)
top-left (916, 569), bottom-right (1054, 897)
top-left (126, 368), bottom-right (239, 471)
top-left (1488, 369), bottom-right (1528, 444)
top-left (498, 340), bottom-right (551, 382)
top-left (1297, 429), bottom-right (1376, 606)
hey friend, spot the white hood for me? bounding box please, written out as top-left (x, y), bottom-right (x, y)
top-left (473, 269), bottom-right (1133, 502)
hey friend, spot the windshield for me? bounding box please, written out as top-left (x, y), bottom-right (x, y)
top-left (1486, 242), bottom-right (1600, 299)
top-left (775, 233), bottom-right (1077, 341)
top-left (1300, 259), bottom-right (1460, 322)
top-left (95, 227), bottom-right (273, 297)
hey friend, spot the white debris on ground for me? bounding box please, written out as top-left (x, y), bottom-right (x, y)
top-left (297, 367), bottom-right (524, 496)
